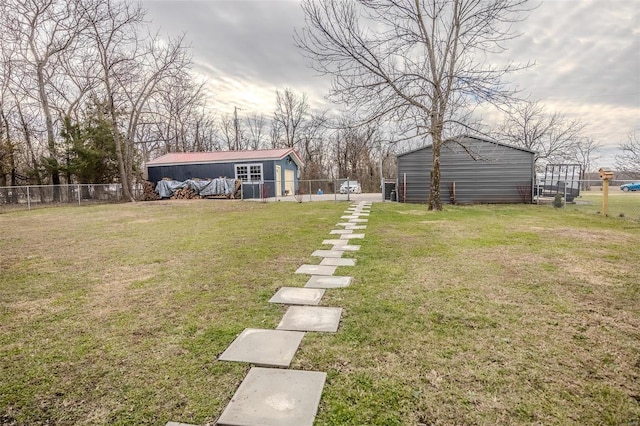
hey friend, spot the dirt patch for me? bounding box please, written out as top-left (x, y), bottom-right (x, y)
top-left (522, 226), bottom-right (637, 245)
top-left (5, 296), bottom-right (66, 323)
top-left (87, 264), bottom-right (161, 320)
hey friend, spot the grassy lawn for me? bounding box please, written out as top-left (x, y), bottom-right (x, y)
top-left (571, 190), bottom-right (640, 220)
top-left (1, 200), bottom-right (639, 425)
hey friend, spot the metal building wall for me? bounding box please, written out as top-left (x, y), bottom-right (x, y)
top-left (397, 136), bottom-right (535, 204)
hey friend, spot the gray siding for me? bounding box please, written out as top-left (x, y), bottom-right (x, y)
top-left (397, 136), bottom-right (534, 204)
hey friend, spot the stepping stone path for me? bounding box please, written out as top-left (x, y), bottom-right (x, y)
top-left (277, 306), bottom-right (343, 332)
top-left (217, 367), bottom-right (326, 426)
top-left (168, 201), bottom-right (372, 426)
top-left (218, 329), bottom-right (305, 367)
top-left (304, 275), bottom-right (352, 289)
top-left (269, 287), bottom-right (325, 305)
top-left (320, 257), bottom-right (356, 266)
top-left (295, 264), bottom-right (337, 276)
top-left (340, 233), bottom-right (365, 240)
top-left (311, 250), bottom-right (344, 258)
top-left (329, 229), bottom-right (352, 234)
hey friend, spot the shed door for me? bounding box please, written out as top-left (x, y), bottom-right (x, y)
top-left (285, 169), bottom-right (295, 195)
top-left (275, 165), bottom-right (282, 197)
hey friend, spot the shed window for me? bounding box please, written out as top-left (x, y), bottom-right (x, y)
top-left (235, 163), bottom-right (263, 182)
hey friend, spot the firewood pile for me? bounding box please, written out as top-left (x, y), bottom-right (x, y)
top-left (141, 181), bottom-right (160, 201)
top-left (171, 188), bottom-right (199, 200)
top-left (152, 178), bottom-right (242, 199)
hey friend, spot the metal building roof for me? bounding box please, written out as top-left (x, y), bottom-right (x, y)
top-left (146, 148), bottom-right (304, 168)
top-left (397, 134), bottom-right (536, 157)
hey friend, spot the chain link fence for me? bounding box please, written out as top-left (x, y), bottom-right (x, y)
top-left (387, 175), bottom-right (640, 221)
top-left (2, 178), bottom-right (638, 220)
top-left (0, 184), bottom-right (123, 213)
top-left (240, 179), bottom-right (383, 202)
top-left (549, 180), bottom-right (640, 220)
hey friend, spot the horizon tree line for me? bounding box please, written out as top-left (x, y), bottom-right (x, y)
top-left (1, 0), bottom-right (637, 202)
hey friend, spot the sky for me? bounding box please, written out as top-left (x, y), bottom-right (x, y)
top-left (142, 0), bottom-right (640, 166)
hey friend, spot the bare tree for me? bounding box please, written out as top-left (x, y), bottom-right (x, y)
top-left (615, 131), bottom-right (640, 179)
top-left (497, 101), bottom-right (585, 171)
top-left (1, 0), bottom-right (87, 199)
top-left (218, 112), bottom-right (246, 151)
top-left (296, 0), bottom-right (531, 210)
top-left (82, 0), bottom-right (193, 200)
top-left (0, 43), bottom-right (18, 191)
top-left (245, 113), bottom-right (268, 150)
top-left (572, 137), bottom-right (601, 190)
top-left (81, 0), bottom-right (146, 201)
top-left (298, 110), bottom-right (329, 179)
top-left (272, 88), bottom-right (309, 149)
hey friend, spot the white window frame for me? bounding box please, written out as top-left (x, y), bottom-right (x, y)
top-left (235, 163), bottom-right (263, 183)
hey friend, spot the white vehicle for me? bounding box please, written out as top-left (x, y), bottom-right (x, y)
top-left (339, 180), bottom-right (362, 194)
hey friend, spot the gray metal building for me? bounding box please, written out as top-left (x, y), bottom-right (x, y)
top-left (396, 135), bottom-right (535, 204)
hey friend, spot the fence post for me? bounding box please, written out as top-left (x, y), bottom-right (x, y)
top-left (27, 186), bottom-right (31, 210)
top-left (347, 177), bottom-right (350, 202)
top-left (77, 184), bottom-right (81, 205)
top-left (403, 173), bottom-right (407, 203)
top-left (380, 156), bottom-right (385, 202)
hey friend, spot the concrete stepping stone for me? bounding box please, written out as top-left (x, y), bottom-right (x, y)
top-left (335, 222), bottom-right (353, 227)
top-left (322, 239), bottom-right (349, 246)
top-left (166, 422), bottom-right (197, 426)
top-left (217, 367), bottom-right (326, 426)
top-left (330, 229), bottom-right (352, 235)
top-left (348, 218), bottom-right (368, 223)
top-left (320, 258), bottom-right (356, 266)
top-left (295, 264), bottom-right (337, 275)
top-left (311, 250), bottom-right (344, 258)
top-left (277, 306), bottom-right (343, 332)
top-left (269, 287), bottom-right (325, 305)
top-left (344, 225), bottom-right (366, 230)
top-left (218, 328), bottom-right (304, 368)
top-left (304, 275), bottom-right (352, 288)
top-left (340, 233), bottom-right (365, 240)
top-left (341, 215), bottom-right (360, 219)
top-left (334, 245), bottom-right (360, 251)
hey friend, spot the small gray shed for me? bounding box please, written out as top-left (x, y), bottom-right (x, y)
top-left (396, 135), bottom-right (535, 204)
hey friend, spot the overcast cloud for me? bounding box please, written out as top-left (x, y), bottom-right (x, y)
top-left (143, 0), bottom-right (639, 164)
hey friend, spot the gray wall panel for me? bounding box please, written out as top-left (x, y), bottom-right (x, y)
top-left (397, 136), bottom-right (534, 204)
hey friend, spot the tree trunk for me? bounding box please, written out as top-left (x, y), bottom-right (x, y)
top-left (428, 128), bottom-right (443, 211)
top-left (105, 82), bottom-right (133, 201)
top-left (36, 62), bottom-right (61, 201)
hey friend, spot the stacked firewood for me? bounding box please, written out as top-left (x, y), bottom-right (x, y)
top-left (141, 181), bottom-right (160, 201)
top-left (171, 188), bottom-right (199, 200)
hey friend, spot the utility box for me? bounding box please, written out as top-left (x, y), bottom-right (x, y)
top-left (384, 181), bottom-right (396, 200)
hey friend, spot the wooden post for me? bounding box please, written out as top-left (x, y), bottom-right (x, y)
top-left (602, 179), bottom-right (609, 216)
top-left (403, 173), bottom-right (406, 203)
top-left (598, 167), bottom-right (613, 216)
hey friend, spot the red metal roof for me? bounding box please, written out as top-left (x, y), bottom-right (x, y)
top-left (146, 148), bottom-right (304, 168)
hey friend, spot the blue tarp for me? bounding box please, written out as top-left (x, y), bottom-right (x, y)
top-left (155, 178), bottom-right (238, 198)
